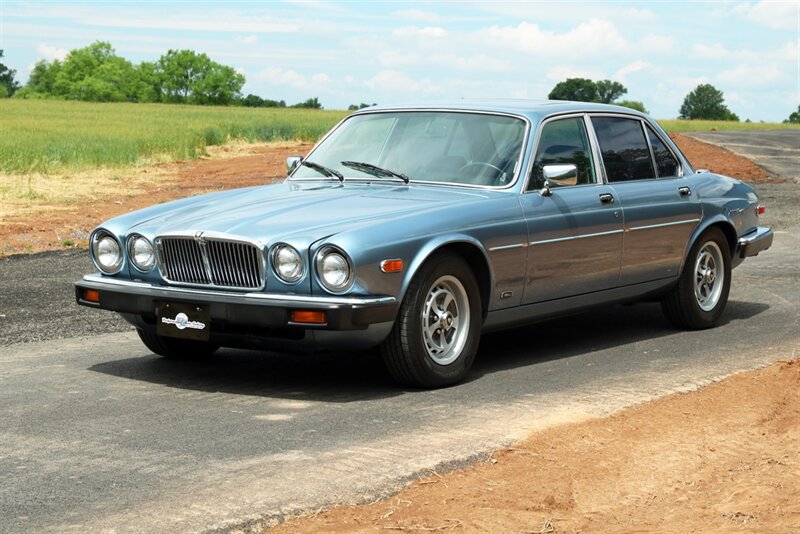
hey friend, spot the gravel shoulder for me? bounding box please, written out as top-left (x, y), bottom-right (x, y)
top-left (685, 130), bottom-right (800, 180)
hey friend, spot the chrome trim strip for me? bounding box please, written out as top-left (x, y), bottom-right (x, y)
top-left (488, 243), bottom-right (528, 252)
top-left (289, 108), bottom-right (532, 191)
top-left (529, 228), bottom-right (624, 246)
top-left (81, 274), bottom-right (396, 306)
top-left (626, 218), bottom-right (701, 233)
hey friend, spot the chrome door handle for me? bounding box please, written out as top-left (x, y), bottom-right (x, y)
top-left (599, 193), bottom-right (614, 204)
top-left (678, 186), bottom-right (691, 196)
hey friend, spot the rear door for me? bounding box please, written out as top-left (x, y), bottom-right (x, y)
top-left (519, 115), bottom-right (623, 304)
top-left (590, 116), bottom-right (702, 286)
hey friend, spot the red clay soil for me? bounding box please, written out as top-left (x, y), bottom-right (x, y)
top-left (270, 358), bottom-right (800, 533)
top-left (0, 135), bottom-right (773, 257)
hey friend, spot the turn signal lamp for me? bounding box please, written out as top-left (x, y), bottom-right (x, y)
top-left (380, 259), bottom-right (403, 273)
top-left (290, 310), bottom-right (327, 324)
top-left (83, 289), bottom-right (100, 303)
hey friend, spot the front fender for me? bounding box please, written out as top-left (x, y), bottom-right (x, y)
top-left (400, 235), bottom-right (495, 305)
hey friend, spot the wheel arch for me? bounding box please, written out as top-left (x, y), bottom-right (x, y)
top-left (401, 237), bottom-right (493, 318)
top-left (680, 217), bottom-right (738, 274)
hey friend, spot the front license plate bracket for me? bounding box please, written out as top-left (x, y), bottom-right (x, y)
top-left (156, 302), bottom-right (211, 341)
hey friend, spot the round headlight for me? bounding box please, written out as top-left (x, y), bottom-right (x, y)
top-left (92, 233), bottom-right (122, 273)
top-left (128, 235), bottom-right (155, 271)
top-left (272, 244), bottom-right (304, 283)
top-left (316, 247), bottom-right (353, 293)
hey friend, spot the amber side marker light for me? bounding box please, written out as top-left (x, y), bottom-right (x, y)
top-left (380, 259), bottom-right (403, 273)
top-left (290, 310), bottom-right (327, 324)
top-left (83, 289), bottom-right (100, 303)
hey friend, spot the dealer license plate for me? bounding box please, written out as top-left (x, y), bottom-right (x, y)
top-left (156, 302), bottom-right (210, 341)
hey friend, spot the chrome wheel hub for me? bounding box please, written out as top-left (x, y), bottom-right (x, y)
top-left (694, 241), bottom-right (724, 312)
top-left (421, 275), bottom-right (470, 365)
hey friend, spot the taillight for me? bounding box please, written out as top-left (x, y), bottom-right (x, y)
top-left (756, 205), bottom-right (765, 216)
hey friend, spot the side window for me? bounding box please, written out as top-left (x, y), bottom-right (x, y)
top-left (592, 117), bottom-right (655, 182)
top-left (646, 126), bottom-right (679, 178)
top-left (529, 117), bottom-right (595, 190)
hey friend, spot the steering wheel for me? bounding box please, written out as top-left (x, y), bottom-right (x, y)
top-left (457, 162), bottom-right (504, 184)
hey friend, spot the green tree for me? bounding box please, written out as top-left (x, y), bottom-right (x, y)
top-left (0, 50), bottom-right (20, 97)
top-left (548, 78), bottom-right (598, 102)
top-left (157, 49), bottom-right (244, 105)
top-left (679, 84), bottom-right (739, 121)
top-left (23, 59), bottom-right (61, 96)
top-left (348, 102), bottom-right (376, 110)
top-left (783, 105), bottom-right (800, 124)
top-left (595, 79), bottom-right (627, 104)
top-left (616, 100), bottom-right (649, 114)
top-left (291, 97), bottom-right (322, 109)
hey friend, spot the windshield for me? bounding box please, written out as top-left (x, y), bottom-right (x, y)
top-left (291, 111), bottom-right (527, 187)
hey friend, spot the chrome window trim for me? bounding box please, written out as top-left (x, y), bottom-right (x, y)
top-left (521, 112), bottom-right (606, 194)
top-left (154, 231), bottom-right (267, 291)
top-left (288, 108), bottom-right (532, 191)
top-left (642, 122), bottom-right (683, 179)
top-left (641, 119), bottom-right (659, 178)
top-left (82, 273), bottom-right (395, 306)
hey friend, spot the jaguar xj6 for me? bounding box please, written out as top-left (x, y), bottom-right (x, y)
top-left (75, 101), bottom-right (773, 387)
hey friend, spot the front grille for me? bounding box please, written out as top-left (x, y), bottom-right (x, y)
top-left (157, 237), bottom-right (264, 289)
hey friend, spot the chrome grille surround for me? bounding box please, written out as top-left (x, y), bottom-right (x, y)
top-left (155, 233), bottom-right (265, 290)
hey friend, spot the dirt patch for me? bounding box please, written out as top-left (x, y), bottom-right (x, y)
top-left (270, 358), bottom-right (800, 533)
top-left (670, 133), bottom-right (774, 182)
top-left (0, 135), bottom-right (778, 256)
top-left (0, 143), bottom-right (312, 256)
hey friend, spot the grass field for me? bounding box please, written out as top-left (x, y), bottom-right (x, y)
top-left (658, 119), bottom-right (799, 132)
top-left (0, 99), bottom-right (348, 174)
top-left (1, 100), bottom-right (797, 175)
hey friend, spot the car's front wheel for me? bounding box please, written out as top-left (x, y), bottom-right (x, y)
top-left (136, 329), bottom-right (220, 360)
top-left (380, 253), bottom-right (482, 388)
top-left (661, 227), bottom-right (732, 329)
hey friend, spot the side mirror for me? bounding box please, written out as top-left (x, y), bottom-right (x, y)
top-left (543, 163), bottom-right (578, 183)
top-left (286, 156), bottom-right (303, 173)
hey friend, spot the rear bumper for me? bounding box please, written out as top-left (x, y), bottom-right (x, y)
top-left (738, 226), bottom-right (773, 258)
top-left (75, 274), bottom-right (399, 350)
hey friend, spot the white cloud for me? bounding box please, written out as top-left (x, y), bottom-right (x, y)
top-left (733, 1), bottom-right (800, 30)
top-left (692, 43), bottom-right (730, 60)
top-left (392, 26), bottom-right (447, 38)
top-left (716, 64), bottom-right (783, 87)
top-left (480, 19), bottom-right (628, 59)
top-left (614, 60), bottom-right (651, 81)
top-left (364, 70), bottom-right (441, 95)
top-left (391, 9), bottom-right (440, 22)
top-left (258, 67), bottom-right (331, 89)
top-left (37, 43), bottom-right (68, 61)
top-left (234, 34), bottom-right (259, 44)
top-left (545, 66), bottom-right (605, 82)
top-left (638, 35), bottom-right (674, 55)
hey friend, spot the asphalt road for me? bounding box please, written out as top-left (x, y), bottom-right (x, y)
top-left (686, 129), bottom-right (800, 179)
top-left (2, 219), bottom-right (798, 532)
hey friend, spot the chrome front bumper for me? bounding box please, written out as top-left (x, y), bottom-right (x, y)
top-left (738, 226), bottom-right (773, 258)
top-left (75, 273), bottom-right (399, 331)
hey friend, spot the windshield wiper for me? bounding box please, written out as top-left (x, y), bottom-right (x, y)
top-left (340, 161), bottom-right (410, 184)
top-left (301, 160), bottom-right (344, 181)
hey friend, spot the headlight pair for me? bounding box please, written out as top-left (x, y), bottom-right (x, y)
top-left (91, 232), bottom-right (155, 274)
top-left (272, 244), bottom-right (353, 293)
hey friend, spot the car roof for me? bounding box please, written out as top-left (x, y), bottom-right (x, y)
top-left (358, 99), bottom-right (648, 122)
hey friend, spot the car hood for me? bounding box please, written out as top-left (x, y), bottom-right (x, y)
top-left (125, 180), bottom-right (494, 244)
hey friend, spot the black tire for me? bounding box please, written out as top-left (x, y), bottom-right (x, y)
top-left (136, 328), bottom-right (220, 360)
top-left (661, 227), bottom-right (732, 329)
top-left (380, 253), bottom-right (482, 388)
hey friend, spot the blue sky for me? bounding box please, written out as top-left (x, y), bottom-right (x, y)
top-left (2, 1), bottom-right (798, 120)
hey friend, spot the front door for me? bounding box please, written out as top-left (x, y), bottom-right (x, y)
top-left (520, 116), bottom-right (623, 304)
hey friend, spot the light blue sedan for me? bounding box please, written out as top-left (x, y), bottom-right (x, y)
top-left (75, 101), bottom-right (773, 387)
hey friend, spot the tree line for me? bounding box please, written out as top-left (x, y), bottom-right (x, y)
top-left (0, 43), bottom-right (326, 108)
